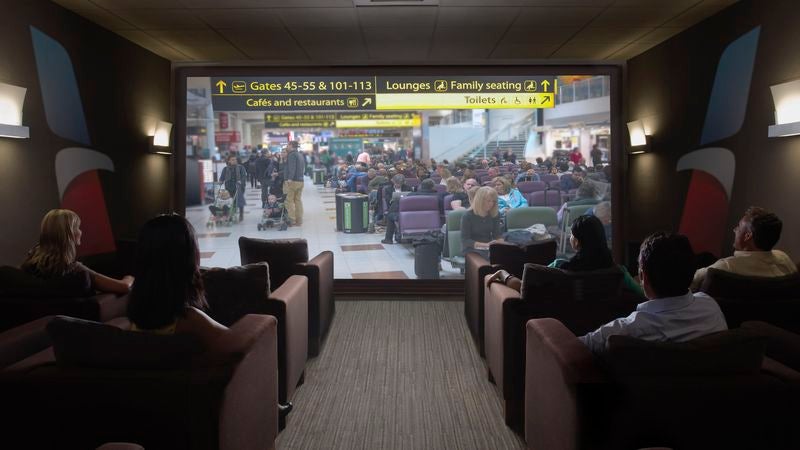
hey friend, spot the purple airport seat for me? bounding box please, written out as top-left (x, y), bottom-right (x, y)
top-left (405, 178), bottom-right (420, 190)
top-left (431, 175), bottom-right (442, 184)
top-left (526, 190), bottom-right (562, 209)
top-left (475, 169), bottom-right (488, 177)
top-left (517, 181), bottom-right (547, 194)
top-left (433, 184), bottom-right (447, 194)
top-left (540, 174), bottom-right (559, 185)
top-left (398, 195), bottom-right (441, 238)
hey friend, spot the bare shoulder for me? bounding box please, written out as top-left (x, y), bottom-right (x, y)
top-left (178, 307), bottom-right (229, 343)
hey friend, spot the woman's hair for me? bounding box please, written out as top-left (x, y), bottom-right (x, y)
top-left (127, 214), bottom-right (206, 330)
top-left (492, 176), bottom-right (512, 195)
top-left (462, 168), bottom-right (476, 182)
top-left (472, 186), bottom-right (499, 218)
top-left (445, 176), bottom-right (464, 194)
top-left (560, 215), bottom-right (614, 272)
top-left (440, 168), bottom-right (452, 179)
top-left (21, 209), bottom-right (81, 277)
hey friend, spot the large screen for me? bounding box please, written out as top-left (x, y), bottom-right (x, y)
top-left (184, 72), bottom-right (613, 280)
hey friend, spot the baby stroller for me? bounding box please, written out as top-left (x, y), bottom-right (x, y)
top-left (257, 194), bottom-right (288, 231)
top-left (206, 183), bottom-right (240, 228)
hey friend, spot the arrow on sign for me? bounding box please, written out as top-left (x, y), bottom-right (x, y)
top-left (544, 95), bottom-right (552, 102)
top-left (362, 97), bottom-right (373, 107)
top-left (216, 80), bottom-right (227, 94)
top-left (541, 80), bottom-right (550, 92)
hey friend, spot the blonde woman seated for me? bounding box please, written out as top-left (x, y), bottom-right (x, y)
top-left (492, 176), bottom-right (528, 215)
top-left (460, 186), bottom-right (504, 259)
top-left (21, 209), bottom-right (133, 294)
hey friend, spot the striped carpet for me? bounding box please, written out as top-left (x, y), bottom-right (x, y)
top-left (276, 299), bottom-right (526, 450)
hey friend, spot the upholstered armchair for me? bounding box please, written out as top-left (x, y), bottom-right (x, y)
top-left (484, 263), bottom-right (641, 433)
top-left (525, 318), bottom-right (798, 450)
top-left (464, 240), bottom-right (556, 356)
top-left (238, 237), bottom-right (334, 357)
top-left (201, 263), bottom-right (307, 412)
top-left (0, 266), bottom-right (128, 332)
top-left (0, 314), bottom-right (279, 450)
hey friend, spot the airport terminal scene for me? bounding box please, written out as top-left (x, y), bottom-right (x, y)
top-left (3, 0), bottom-right (800, 449)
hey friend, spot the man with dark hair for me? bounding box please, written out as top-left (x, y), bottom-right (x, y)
top-left (691, 206), bottom-right (796, 290)
top-left (580, 232), bottom-right (727, 355)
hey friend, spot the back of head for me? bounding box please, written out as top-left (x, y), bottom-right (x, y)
top-left (745, 206), bottom-right (782, 250)
top-left (420, 178), bottom-right (436, 192)
top-left (392, 173), bottom-right (405, 186)
top-left (129, 214), bottom-right (205, 330)
top-left (562, 215), bottom-right (613, 271)
top-left (22, 209), bottom-right (80, 277)
top-left (445, 176), bottom-right (463, 193)
top-left (639, 232), bottom-right (695, 298)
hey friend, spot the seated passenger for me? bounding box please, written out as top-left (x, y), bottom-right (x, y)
top-left (557, 180), bottom-right (600, 223)
top-left (487, 215), bottom-right (641, 296)
top-left (515, 168), bottom-right (540, 183)
top-left (691, 206), bottom-right (797, 290)
top-left (21, 209), bottom-right (134, 295)
top-left (560, 167), bottom-right (584, 192)
top-left (579, 232), bottom-right (727, 355)
top-left (128, 214), bottom-right (227, 346)
top-left (492, 176), bottom-right (527, 215)
top-left (446, 176), bottom-right (469, 210)
top-left (460, 186), bottom-right (503, 259)
top-left (381, 174), bottom-right (413, 244)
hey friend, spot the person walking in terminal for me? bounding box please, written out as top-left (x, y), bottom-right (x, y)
top-left (219, 155), bottom-right (247, 222)
top-left (579, 232), bottom-right (727, 355)
top-left (21, 209), bottom-right (134, 295)
top-left (283, 141), bottom-right (306, 226)
top-left (691, 206), bottom-right (797, 290)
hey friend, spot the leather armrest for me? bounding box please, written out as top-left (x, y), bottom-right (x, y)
top-left (95, 292), bottom-right (129, 322)
top-left (0, 315), bottom-right (55, 369)
top-left (743, 320), bottom-right (800, 372)
top-left (526, 318), bottom-right (605, 384)
top-left (484, 280), bottom-right (522, 392)
top-left (268, 275), bottom-right (308, 402)
top-left (203, 314), bottom-right (278, 366)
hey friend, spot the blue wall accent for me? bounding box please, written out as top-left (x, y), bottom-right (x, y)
top-left (30, 26), bottom-right (91, 146)
top-left (700, 27), bottom-right (761, 146)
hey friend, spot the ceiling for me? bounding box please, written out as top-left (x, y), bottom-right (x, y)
top-left (52, 0), bottom-right (738, 64)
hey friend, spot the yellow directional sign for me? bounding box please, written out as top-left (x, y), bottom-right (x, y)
top-left (215, 80), bottom-right (227, 94)
top-left (375, 93), bottom-right (554, 110)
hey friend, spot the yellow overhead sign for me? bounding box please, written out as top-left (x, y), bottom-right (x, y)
top-left (374, 93), bottom-right (555, 110)
top-left (336, 116), bottom-right (421, 128)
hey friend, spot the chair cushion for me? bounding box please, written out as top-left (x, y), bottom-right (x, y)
top-left (489, 241), bottom-right (557, 279)
top-left (519, 263), bottom-right (622, 302)
top-left (606, 328), bottom-right (765, 376)
top-left (0, 265), bottom-right (93, 299)
top-left (200, 263), bottom-right (270, 327)
top-left (700, 268), bottom-right (800, 300)
top-left (47, 316), bottom-right (201, 369)
top-left (238, 237), bottom-right (308, 289)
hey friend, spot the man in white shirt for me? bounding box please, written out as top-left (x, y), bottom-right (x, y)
top-left (691, 207), bottom-right (796, 290)
top-left (580, 232), bottom-right (728, 355)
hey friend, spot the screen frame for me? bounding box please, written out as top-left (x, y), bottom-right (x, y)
top-left (175, 64), bottom-right (625, 294)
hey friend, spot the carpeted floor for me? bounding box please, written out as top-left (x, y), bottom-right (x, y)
top-left (276, 298), bottom-right (526, 450)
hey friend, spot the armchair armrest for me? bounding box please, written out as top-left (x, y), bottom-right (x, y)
top-left (484, 280), bottom-right (522, 393)
top-left (743, 320), bottom-right (800, 372)
top-left (464, 251), bottom-right (499, 355)
top-left (525, 318), bottom-right (606, 450)
top-left (296, 250), bottom-right (334, 356)
top-left (0, 315), bottom-right (54, 369)
top-left (269, 275), bottom-right (308, 403)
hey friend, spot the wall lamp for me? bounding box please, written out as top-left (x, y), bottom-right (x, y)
top-left (768, 79), bottom-right (800, 137)
top-left (0, 82), bottom-right (30, 139)
top-left (147, 120), bottom-right (173, 155)
top-left (627, 119), bottom-right (651, 153)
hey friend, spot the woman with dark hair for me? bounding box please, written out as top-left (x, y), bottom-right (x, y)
top-left (127, 214), bottom-right (226, 346)
top-left (487, 215), bottom-right (641, 295)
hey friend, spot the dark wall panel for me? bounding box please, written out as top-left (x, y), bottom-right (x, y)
top-left (626, 0), bottom-right (800, 260)
top-left (0, 0), bottom-right (171, 265)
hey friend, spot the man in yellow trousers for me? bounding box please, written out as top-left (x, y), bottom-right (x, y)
top-left (282, 141), bottom-right (306, 226)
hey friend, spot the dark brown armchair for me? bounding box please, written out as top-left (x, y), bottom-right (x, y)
top-left (464, 240), bottom-right (556, 356)
top-left (0, 314), bottom-right (279, 450)
top-left (239, 237), bottom-right (334, 357)
top-left (0, 266), bottom-right (127, 332)
top-left (201, 263), bottom-right (307, 412)
top-left (484, 263), bottom-right (642, 433)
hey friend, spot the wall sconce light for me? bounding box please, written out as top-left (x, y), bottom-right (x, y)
top-left (768, 79), bottom-right (800, 137)
top-left (0, 82), bottom-right (30, 139)
top-left (627, 119), bottom-right (651, 153)
top-left (147, 120), bottom-right (173, 155)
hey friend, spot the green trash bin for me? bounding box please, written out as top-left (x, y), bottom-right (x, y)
top-left (338, 193), bottom-right (369, 233)
top-left (313, 168), bottom-right (326, 185)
